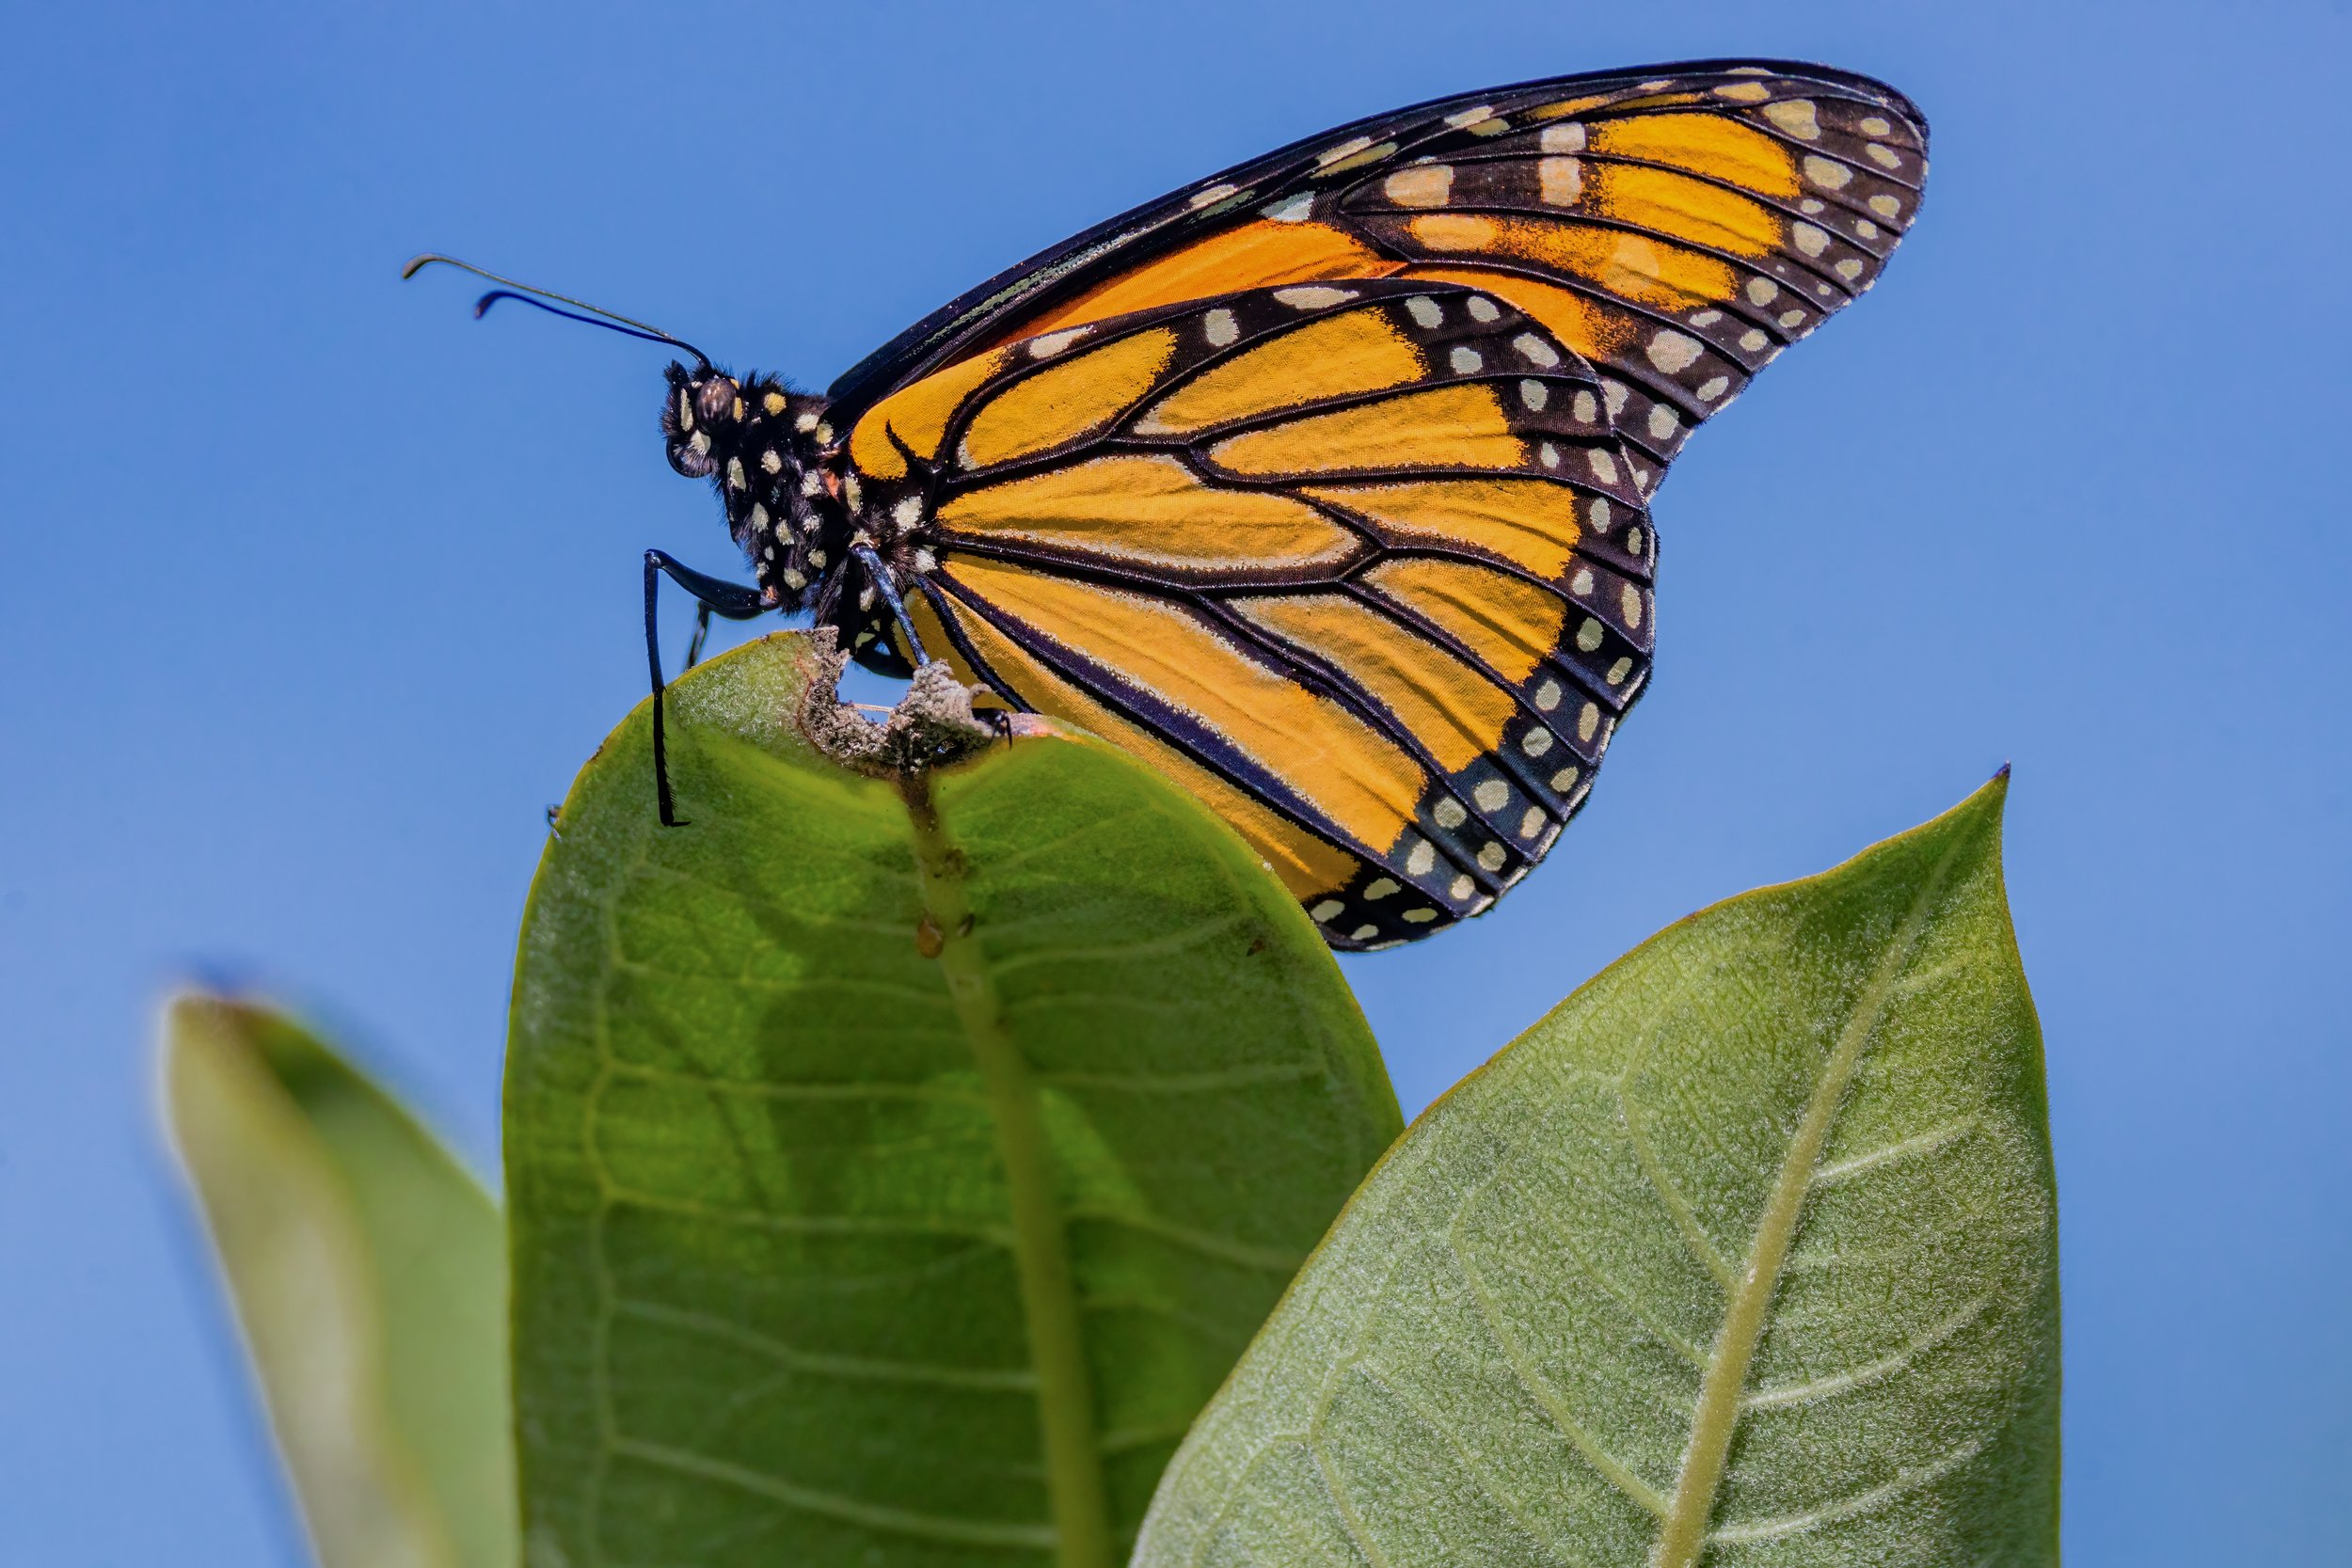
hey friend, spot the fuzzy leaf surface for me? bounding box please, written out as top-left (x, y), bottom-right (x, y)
top-left (504, 633), bottom-right (1401, 1568)
top-left (1136, 777), bottom-right (2058, 1567)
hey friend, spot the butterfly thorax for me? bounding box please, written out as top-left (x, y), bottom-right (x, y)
top-left (660, 362), bottom-right (850, 610)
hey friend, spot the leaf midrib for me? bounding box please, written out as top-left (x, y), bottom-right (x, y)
top-left (904, 772), bottom-right (1117, 1568)
top-left (1650, 834), bottom-right (1969, 1568)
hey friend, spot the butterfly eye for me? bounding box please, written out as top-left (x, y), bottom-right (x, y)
top-left (695, 377), bottom-right (741, 427)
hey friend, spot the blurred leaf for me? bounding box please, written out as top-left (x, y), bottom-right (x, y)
top-left (1135, 775), bottom-right (2058, 1567)
top-left (504, 633), bottom-right (1401, 1568)
top-left (165, 995), bottom-right (515, 1568)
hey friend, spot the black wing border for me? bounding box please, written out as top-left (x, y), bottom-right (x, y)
top-left (825, 56), bottom-right (1927, 423)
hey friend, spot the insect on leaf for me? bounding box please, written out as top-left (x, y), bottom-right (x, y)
top-left (504, 631), bottom-right (1402, 1568)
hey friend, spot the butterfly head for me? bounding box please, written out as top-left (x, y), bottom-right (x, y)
top-left (660, 361), bottom-right (843, 612)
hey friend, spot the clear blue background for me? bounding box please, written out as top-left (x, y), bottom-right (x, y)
top-left (4, 0), bottom-right (2345, 1560)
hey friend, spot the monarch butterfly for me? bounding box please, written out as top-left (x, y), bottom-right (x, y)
top-left (419, 58), bottom-right (1926, 950)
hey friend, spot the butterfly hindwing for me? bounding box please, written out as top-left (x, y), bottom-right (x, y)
top-left (848, 278), bottom-right (1656, 948)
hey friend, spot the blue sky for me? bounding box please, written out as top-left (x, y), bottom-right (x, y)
top-left (3, 0), bottom-right (2346, 1560)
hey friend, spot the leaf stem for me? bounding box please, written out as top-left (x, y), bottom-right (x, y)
top-left (903, 773), bottom-right (1116, 1568)
top-left (1651, 832), bottom-right (1969, 1567)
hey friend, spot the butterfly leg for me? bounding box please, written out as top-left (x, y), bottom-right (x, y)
top-left (644, 549), bottom-right (768, 827)
top-left (850, 543), bottom-right (930, 666)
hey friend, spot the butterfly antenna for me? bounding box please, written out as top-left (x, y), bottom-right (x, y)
top-left (402, 253), bottom-right (710, 367)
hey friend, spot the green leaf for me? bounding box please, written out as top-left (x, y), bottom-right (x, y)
top-left (164, 995), bottom-right (516, 1568)
top-left (1135, 775), bottom-right (2058, 1567)
top-left (504, 633), bottom-right (1402, 1568)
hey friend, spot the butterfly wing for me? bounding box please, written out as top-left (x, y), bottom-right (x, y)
top-left (848, 279), bottom-right (1652, 948)
top-left (828, 56), bottom-right (1928, 496)
top-left (833, 58), bottom-right (1928, 945)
